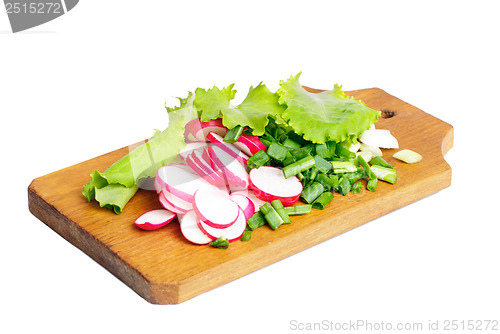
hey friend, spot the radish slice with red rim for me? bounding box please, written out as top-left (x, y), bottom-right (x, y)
top-left (230, 193), bottom-right (255, 220)
top-left (193, 188), bottom-right (240, 228)
top-left (180, 210), bottom-right (214, 245)
top-left (233, 133), bottom-right (267, 156)
top-left (249, 166), bottom-right (302, 206)
top-left (197, 208), bottom-right (247, 242)
top-left (178, 142), bottom-right (209, 160)
top-left (135, 209), bottom-right (176, 231)
top-left (206, 131), bottom-right (249, 164)
top-left (156, 165), bottom-right (219, 202)
top-left (159, 191), bottom-right (189, 214)
top-left (209, 145), bottom-right (249, 190)
top-left (184, 118), bottom-right (228, 142)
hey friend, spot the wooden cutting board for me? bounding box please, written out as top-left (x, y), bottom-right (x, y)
top-left (28, 87), bottom-right (453, 304)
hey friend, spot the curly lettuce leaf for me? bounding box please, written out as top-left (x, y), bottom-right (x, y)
top-left (82, 103), bottom-right (195, 213)
top-left (193, 83), bottom-right (285, 136)
top-left (278, 73), bottom-right (380, 143)
top-left (194, 84), bottom-right (236, 122)
top-left (220, 83), bottom-right (286, 136)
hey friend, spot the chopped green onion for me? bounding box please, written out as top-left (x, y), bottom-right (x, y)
top-left (357, 155), bottom-right (376, 180)
top-left (223, 125), bottom-right (244, 143)
top-left (267, 142), bottom-right (289, 163)
top-left (370, 156), bottom-right (394, 169)
top-left (335, 142), bottom-right (356, 159)
top-left (315, 173), bottom-right (336, 191)
top-left (393, 149), bottom-right (422, 163)
top-left (290, 146), bottom-right (313, 160)
top-left (283, 155), bottom-right (315, 178)
top-left (300, 182), bottom-right (325, 203)
top-left (331, 160), bottom-right (357, 173)
top-left (351, 182), bottom-right (363, 194)
top-left (313, 155), bottom-right (333, 173)
top-left (355, 151), bottom-right (373, 164)
top-left (315, 143), bottom-right (332, 159)
top-left (342, 171), bottom-right (364, 184)
top-left (240, 230), bottom-right (252, 242)
top-left (282, 138), bottom-right (302, 149)
top-left (367, 177), bottom-right (378, 192)
top-left (271, 200), bottom-right (291, 224)
top-left (210, 237), bottom-right (229, 249)
top-left (370, 165), bottom-right (397, 184)
top-left (247, 150), bottom-right (270, 169)
top-left (336, 176), bottom-right (351, 195)
top-left (246, 211), bottom-right (266, 230)
top-left (260, 202), bottom-right (284, 230)
top-left (311, 192), bottom-right (334, 210)
top-left (284, 204), bottom-right (312, 215)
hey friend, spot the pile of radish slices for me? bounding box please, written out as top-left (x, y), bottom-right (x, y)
top-left (134, 120), bottom-right (303, 246)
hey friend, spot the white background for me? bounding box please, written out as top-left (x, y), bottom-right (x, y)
top-left (1, 1), bottom-right (499, 333)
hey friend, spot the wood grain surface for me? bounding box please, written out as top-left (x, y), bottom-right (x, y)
top-left (28, 87), bottom-right (453, 304)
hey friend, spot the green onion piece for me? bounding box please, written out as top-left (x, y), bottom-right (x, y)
top-left (393, 149), bottom-right (422, 163)
top-left (367, 177), bottom-right (378, 192)
top-left (335, 143), bottom-right (356, 159)
top-left (312, 192), bottom-right (334, 210)
top-left (327, 141), bottom-right (337, 158)
top-left (370, 156), bottom-right (394, 169)
top-left (267, 142), bottom-right (289, 163)
top-left (246, 211), bottom-right (266, 230)
top-left (290, 146), bottom-right (313, 160)
top-left (209, 237), bottom-right (229, 249)
top-left (259, 138), bottom-right (272, 147)
top-left (315, 173), bottom-right (334, 191)
top-left (260, 202), bottom-right (284, 230)
top-left (247, 150), bottom-right (270, 169)
top-left (240, 230), bottom-right (252, 242)
top-left (329, 174), bottom-right (340, 188)
top-left (357, 155), bottom-right (377, 180)
top-left (331, 160), bottom-right (357, 173)
top-left (355, 151), bottom-right (373, 164)
top-left (370, 165), bottom-right (397, 184)
top-left (336, 176), bottom-right (351, 196)
top-left (282, 138), bottom-right (301, 149)
top-left (351, 182), bottom-right (363, 194)
top-left (343, 171), bottom-right (364, 184)
top-left (223, 125), bottom-right (244, 143)
top-left (313, 155), bottom-right (333, 173)
top-left (271, 200), bottom-right (291, 224)
top-left (315, 143), bottom-right (332, 159)
top-left (300, 182), bottom-right (325, 204)
top-left (284, 204), bottom-right (312, 215)
top-left (283, 155), bottom-right (316, 178)
top-left (282, 150), bottom-right (295, 166)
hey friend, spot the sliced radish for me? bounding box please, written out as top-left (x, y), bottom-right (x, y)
top-left (359, 129), bottom-right (399, 149)
top-left (180, 210), bottom-right (214, 245)
top-left (162, 189), bottom-right (193, 211)
top-left (156, 165), bottom-right (218, 202)
top-left (193, 188), bottom-right (240, 228)
top-left (154, 177), bottom-right (162, 194)
top-left (190, 149), bottom-right (226, 186)
top-left (249, 166), bottom-right (302, 206)
top-left (178, 142), bottom-right (209, 160)
top-left (231, 190), bottom-right (266, 212)
top-left (197, 208), bottom-right (247, 242)
top-left (159, 192), bottom-right (187, 214)
top-left (185, 152), bottom-right (224, 187)
top-left (206, 131), bottom-right (249, 164)
top-left (209, 145), bottom-right (249, 190)
top-left (134, 209), bottom-right (176, 231)
top-left (184, 118), bottom-right (228, 142)
top-left (233, 133), bottom-right (267, 156)
top-left (201, 147), bottom-right (227, 182)
top-left (230, 193), bottom-right (255, 220)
